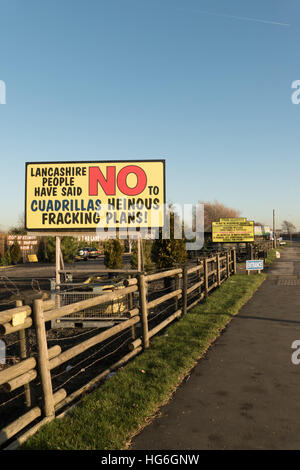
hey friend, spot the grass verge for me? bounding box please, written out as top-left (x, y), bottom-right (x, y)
top-left (265, 247), bottom-right (283, 265)
top-left (22, 273), bottom-right (266, 450)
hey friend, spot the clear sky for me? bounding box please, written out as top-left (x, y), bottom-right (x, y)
top-left (0, 0), bottom-right (299, 231)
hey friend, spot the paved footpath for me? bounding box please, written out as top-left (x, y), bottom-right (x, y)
top-left (131, 244), bottom-right (300, 450)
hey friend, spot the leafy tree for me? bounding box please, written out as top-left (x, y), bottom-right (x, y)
top-left (37, 238), bottom-right (47, 262)
top-left (9, 241), bottom-right (21, 264)
top-left (44, 237), bottom-right (79, 263)
top-left (1, 250), bottom-right (12, 266)
top-left (151, 238), bottom-right (187, 269)
top-left (104, 239), bottom-right (124, 269)
top-left (44, 237), bottom-right (56, 263)
top-left (61, 237), bottom-right (79, 262)
top-left (151, 210), bottom-right (187, 269)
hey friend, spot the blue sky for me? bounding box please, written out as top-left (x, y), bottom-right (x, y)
top-left (0, 0), bottom-right (299, 230)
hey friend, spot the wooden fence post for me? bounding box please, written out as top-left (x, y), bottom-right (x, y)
top-left (16, 300), bottom-right (31, 409)
top-left (182, 266), bottom-right (188, 315)
top-left (128, 275), bottom-right (136, 340)
top-left (226, 251), bottom-right (230, 278)
top-left (175, 273), bottom-right (180, 312)
top-left (233, 248), bottom-right (237, 274)
top-left (216, 254), bottom-right (221, 286)
top-left (33, 299), bottom-right (55, 418)
top-left (198, 261), bottom-right (202, 298)
top-left (250, 244), bottom-right (254, 260)
top-left (204, 257), bottom-right (208, 298)
top-left (137, 273), bottom-right (149, 349)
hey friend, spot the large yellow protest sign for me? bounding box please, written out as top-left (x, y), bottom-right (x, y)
top-left (25, 160), bottom-right (165, 230)
top-left (212, 219), bottom-right (254, 242)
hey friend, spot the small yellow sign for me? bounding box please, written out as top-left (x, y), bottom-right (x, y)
top-left (28, 254), bottom-right (38, 263)
top-left (12, 312), bottom-right (27, 327)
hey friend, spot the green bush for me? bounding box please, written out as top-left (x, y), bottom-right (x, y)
top-left (151, 212), bottom-right (187, 269)
top-left (61, 237), bottom-right (79, 263)
top-left (1, 250), bottom-right (12, 266)
top-left (9, 241), bottom-right (21, 264)
top-left (151, 238), bottom-right (187, 269)
top-left (44, 237), bottom-right (79, 263)
top-left (104, 239), bottom-right (124, 269)
top-left (37, 239), bottom-right (47, 262)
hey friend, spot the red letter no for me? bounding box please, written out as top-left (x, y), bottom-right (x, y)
top-left (89, 166), bottom-right (116, 196)
top-left (117, 165), bottom-right (147, 196)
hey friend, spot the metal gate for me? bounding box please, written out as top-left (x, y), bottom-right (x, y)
top-left (51, 284), bottom-right (133, 328)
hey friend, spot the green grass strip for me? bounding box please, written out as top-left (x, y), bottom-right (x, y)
top-left (22, 273), bottom-right (266, 450)
top-left (265, 247), bottom-right (282, 265)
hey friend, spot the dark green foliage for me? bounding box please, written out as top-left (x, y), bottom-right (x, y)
top-left (151, 238), bottom-right (187, 269)
top-left (61, 237), bottom-right (79, 263)
top-left (44, 237), bottom-right (79, 263)
top-left (44, 237), bottom-right (56, 263)
top-left (0, 250), bottom-right (12, 266)
top-left (37, 239), bottom-right (47, 262)
top-left (104, 239), bottom-right (124, 269)
top-left (151, 210), bottom-right (188, 269)
top-left (9, 241), bottom-right (21, 264)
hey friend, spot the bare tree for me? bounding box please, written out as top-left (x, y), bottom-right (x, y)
top-left (282, 220), bottom-right (296, 240)
top-left (8, 213), bottom-right (26, 235)
top-left (200, 200), bottom-right (241, 232)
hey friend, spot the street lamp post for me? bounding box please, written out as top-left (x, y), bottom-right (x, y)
top-left (273, 209), bottom-right (277, 249)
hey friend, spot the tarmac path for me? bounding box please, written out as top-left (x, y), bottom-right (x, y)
top-left (131, 244), bottom-right (300, 450)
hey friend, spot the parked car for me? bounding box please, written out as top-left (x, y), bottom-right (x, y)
top-left (86, 247), bottom-right (99, 258)
top-left (75, 248), bottom-right (89, 261)
top-left (75, 247), bottom-right (99, 261)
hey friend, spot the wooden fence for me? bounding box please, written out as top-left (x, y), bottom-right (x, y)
top-left (0, 248), bottom-right (237, 448)
top-left (235, 239), bottom-right (273, 263)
